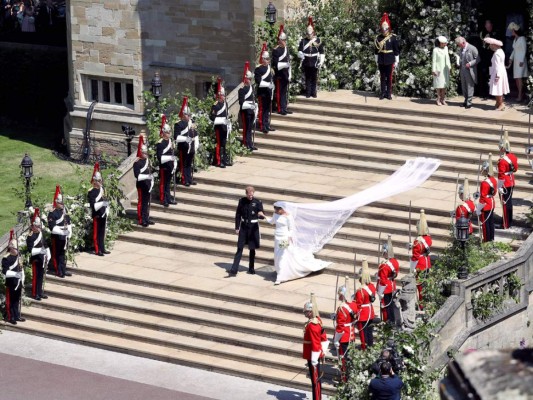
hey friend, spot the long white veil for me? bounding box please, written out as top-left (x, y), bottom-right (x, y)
top-left (275, 157), bottom-right (441, 255)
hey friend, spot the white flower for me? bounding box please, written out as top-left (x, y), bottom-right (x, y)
top-left (403, 345), bottom-right (415, 355)
top-left (329, 74), bottom-right (336, 80)
top-left (345, 41), bottom-right (352, 49)
top-left (420, 9), bottom-right (426, 16)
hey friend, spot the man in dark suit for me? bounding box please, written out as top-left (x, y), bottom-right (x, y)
top-left (37, 0), bottom-right (57, 34)
top-left (369, 362), bottom-right (404, 400)
top-left (455, 36), bottom-right (480, 109)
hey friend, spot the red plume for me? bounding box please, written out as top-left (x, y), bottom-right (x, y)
top-left (216, 77), bottom-right (224, 99)
top-left (31, 207), bottom-right (40, 224)
top-left (136, 135), bottom-right (145, 158)
top-left (242, 61), bottom-right (250, 84)
top-left (179, 96), bottom-right (189, 119)
top-left (91, 162), bottom-right (100, 184)
top-left (277, 24), bottom-right (284, 40)
top-left (308, 16), bottom-right (315, 31)
top-left (53, 185), bottom-right (61, 208)
top-left (380, 12), bottom-right (391, 30)
top-left (159, 114), bottom-right (167, 138)
top-left (259, 42), bottom-right (268, 64)
top-left (9, 228), bottom-right (14, 243)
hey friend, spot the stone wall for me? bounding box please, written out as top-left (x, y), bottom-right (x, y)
top-left (65, 0), bottom-right (286, 158)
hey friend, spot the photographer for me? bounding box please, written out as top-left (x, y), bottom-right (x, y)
top-left (369, 361), bottom-right (403, 400)
top-left (371, 348), bottom-right (403, 377)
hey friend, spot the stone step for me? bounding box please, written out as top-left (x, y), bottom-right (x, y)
top-left (294, 96), bottom-right (531, 130)
top-left (271, 117), bottom-right (525, 156)
top-left (284, 100), bottom-right (531, 137)
top-left (44, 272), bottom-right (316, 329)
top-left (259, 125), bottom-right (532, 181)
top-left (9, 318), bottom-right (336, 395)
top-left (251, 134), bottom-right (533, 195)
top-left (30, 291), bottom-right (308, 359)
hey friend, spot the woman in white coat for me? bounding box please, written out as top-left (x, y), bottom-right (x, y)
top-left (507, 23), bottom-right (528, 102)
top-left (485, 37), bottom-right (509, 111)
top-left (431, 36), bottom-right (451, 106)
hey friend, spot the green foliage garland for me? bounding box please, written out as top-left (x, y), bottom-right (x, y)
top-left (334, 321), bottom-right (441, 399)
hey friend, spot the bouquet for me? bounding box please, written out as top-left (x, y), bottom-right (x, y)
top-left (278, 239), bottom-right (290, 249)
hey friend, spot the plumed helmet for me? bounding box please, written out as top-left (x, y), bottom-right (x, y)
top-left (417, 209), bottom-right (429, 236)
top-left (360, 258), bottom-right (371, 285)
top-left (159, 114), bottom-right (168, 138)
top-left (179, 96), bottom-right (191, 119)
top-left (380, 12), bottom-right (391, 31)
top-left (216, 77), bottom-right (225, 98)
top-left (7, 229), bottom-right (17, 250)
top-left (481, 153), bottom-right (495, 176)
top-left (278, 24), bottom-right (287, 41)
top-left (461, 177), bottom-right (471, 200)
top-left (136, 135), bottom-right (147, 158)
top-left (338, 284), bottom-right (348, 298)
top-left (53, 185), bottom-right (63, 207)
top-left (31, 207), bottom-right (42, 228)
top-left (303, 292), bottom-right (319, 319)
top-left (307, 16), bottom-right (315, 35)
top-left (498, 130), bottom-right (511, 152)
top-left (91, 162), bottom-right (101, 184)
top-left (259, 42), bottom-right (269, 64)
top-left (242, 61), bottom-right (253, 84)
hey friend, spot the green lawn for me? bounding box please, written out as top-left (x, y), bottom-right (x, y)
top-left (0, 126), bottom-right (91, 235)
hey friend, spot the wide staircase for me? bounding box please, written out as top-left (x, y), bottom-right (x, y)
top-left (11, 92), bottom-right (533, 396)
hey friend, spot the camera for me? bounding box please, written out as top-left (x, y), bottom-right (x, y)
top-left (122, 125), bottom-right (136, 139)
top-left (371, 340), bottom-right (405, 376)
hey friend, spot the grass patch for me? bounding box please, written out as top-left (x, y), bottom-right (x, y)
top-left (0, 125), bottom-right (91, 235)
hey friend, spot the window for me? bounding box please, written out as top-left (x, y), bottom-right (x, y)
top-left (84, 76), bottom-right (135, 108)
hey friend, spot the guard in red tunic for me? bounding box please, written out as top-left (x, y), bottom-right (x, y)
top-left (374, 13), bottom-right (400, 100)
top-left (238, 61), bottom-right (257, 151)
top-left (133, 136), bottom-right (154, 226)
top-left (87, 163), bottom-right (110, 256)
top-left (475, 153), bottom-right (497, 242)
top-left (303, 293), bottom-right (328, 400)
top-left (333, 277), bottom-right (359, 381)
top-left (2, 230), bottom-right (25, 324)
top-left (156, 116), bottom-right (177, 206)
top-left (411, 210), bottom-right (432, 308)
top-left (455, 178), bottom-right (475, 235)
top-left (174, 97), bottom-right (199, 186)
top-left (272, 25), bottom-right (292, 115)
top-left (254, 43), bottom-right (275, 133)
top-left (354, 258), bottom-right (376, 350)
top-left (497, 131), bottom-right (518, 229)
top-left (377, 235), bottom-right (399, 323)
top-left (27, 208), bottom-right (50, 300)
top-left (210, 78), bottom-right (231, 167)
top-left (47, 185), bottom-right (72, 276)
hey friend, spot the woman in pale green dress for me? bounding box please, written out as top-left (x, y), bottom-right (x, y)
top-left (431, 36), bottom-right (451, 106)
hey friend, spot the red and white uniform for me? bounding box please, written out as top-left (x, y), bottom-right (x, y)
top-left (497, 152), bottom-right (518, 189)
top-left (377, 258), bottom-right (400, 294)
top-left (334, 301), bottom-right (358, 344)
top-left (411, 234), bottom-right (432, 270)
top-left (355, 283), bottom-right (376, 350)
top-left (303, 316), bottom-right (327, 400)
top-left (479, 176), bottom-right (497, 211)
top-left (455, 200), bottom-right (476, 234)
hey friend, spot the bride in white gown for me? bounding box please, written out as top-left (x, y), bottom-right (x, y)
top-left (266, 203), bottom-right (330, 285)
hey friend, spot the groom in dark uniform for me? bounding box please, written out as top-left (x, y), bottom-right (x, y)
top-left (229, 186), bottom-right (265, 276)
top-left (374, 13), bottom-right (400, 100)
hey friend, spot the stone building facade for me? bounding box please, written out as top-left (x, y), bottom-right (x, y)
top-left (64, 0), bottom-right (285, 157)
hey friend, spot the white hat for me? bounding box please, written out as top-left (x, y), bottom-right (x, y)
top-left (484, 37), bottom-right (503, 47)
top-left (508, 22), bottom-right (520, 31)
top-left (437, 36), bottom-right (448, 44)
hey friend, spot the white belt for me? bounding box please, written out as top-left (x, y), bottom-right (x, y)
top-left (241, 218), bottom-right (258, 223)
top-left (304, 54), bottom-right (317, 57)
top-left (343, 323), bottom-right (352, 327)
top-left (214, 117), bottom-right (227, 125)
top-left (360, 304), bottom-right (371, 308)
top-left (486, 195), bottom-right (493, 198)
top-left (504, 172), bottom-right (513, 176)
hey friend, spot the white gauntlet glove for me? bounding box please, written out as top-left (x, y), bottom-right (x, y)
top-left (298, 51), bottom-right (304, 60)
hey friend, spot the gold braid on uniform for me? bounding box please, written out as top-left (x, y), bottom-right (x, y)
top-left (375, 32), bottom-right (392, 52)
